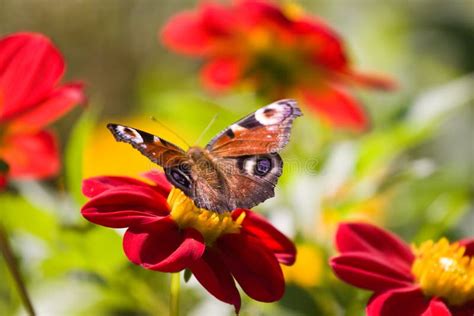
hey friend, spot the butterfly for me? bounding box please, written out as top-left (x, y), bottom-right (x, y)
top-left (107, 99), bottom-right (302, 213)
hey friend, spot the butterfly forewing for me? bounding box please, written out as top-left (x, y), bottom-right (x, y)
top-left (205, 99), bottom-right (302, 157)
top-left (107, 124), bottom-right (188, 167)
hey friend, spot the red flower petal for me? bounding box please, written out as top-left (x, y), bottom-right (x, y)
top-left (1, 129), bottom-right (59, 179)
top-left (161, 10), bottom-right (213, 56)
top-left (330, 253), bottom-right (414, 292)
top-left (233, 209), bottom-right (296, 265)
top-left (123, 218), bottom-right (205, 272)
top-left (292, 18), bottom-right (348, 71)
top-left (451, 300), bottom-right (474, 316)
top-left (299, 84), bottom-right (369, 131)
top-left (335, 222), bottom-right (414, 277)
top-left (200, 3), bottom-right (235, 37)
top-left (81, 186), bottom-right (169, 228)
top-left (190, 248), bottom-right (241, 313)
top-left (422, 299), bottom-right (452, 316)
top-left (201, 57), bottom-right (243, 92)
top-left (82, 175), bottom-right (156, 198)
top-left (0, 33), bottom-right (64, 121)
top-left (236, 0), bottom-right (292, 29)
top-left (8, 83), bottom-right (85, 132)
top-left (141, 170), bottom-right (172, 196)
top-left (217, 232), bottom-right (285, 302)
top-left (459, 239), bottom-right (474, 257)
top-left (0, 174), bottom-right (7, 190)
top-left (367, 287), bottom-right (443, 316)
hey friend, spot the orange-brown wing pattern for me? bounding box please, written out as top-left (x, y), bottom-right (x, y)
top-left (190, 154), bottom-right (283, 212)
top-left (107, 124), bottom-right (187, 167)
top-left (206, 99), bottom-right (302, 157)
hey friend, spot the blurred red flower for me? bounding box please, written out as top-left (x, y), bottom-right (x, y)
top-left (161, 0), bottom-right (396, 131)
top-left (0, 32), bottom-right (84, 188)
top-left (330, 222), bottom-right (474, 316)
top-left (81, 171), bottom-right (296, 312)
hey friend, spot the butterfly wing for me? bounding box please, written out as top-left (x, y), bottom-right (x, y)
top-left (188, 154), bottom-right (282, 212)
top-left (206, 99), bottom-right (302, 157)
top-left (107, 99), bottom-right (302, 213)
top-left (193, 99), bottom-right (302, 212)
top-left (107, 124), bottom-right (188, 167)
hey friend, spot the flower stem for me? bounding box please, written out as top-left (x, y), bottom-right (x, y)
top-left (170, 272), bottom-right (180, 316)
top-left (0, 224), bottom-right (36, 315)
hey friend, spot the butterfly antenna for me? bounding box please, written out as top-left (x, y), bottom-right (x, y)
top-left (150, 116), bottom-right (191, 148)
top-left (194, 114), bottom-right (219, 146)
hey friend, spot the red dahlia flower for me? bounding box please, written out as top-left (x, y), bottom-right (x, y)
top-left (161, 0), bottom-right (396, 131)
top-left (330, 222), bottom-right (474, 316)
top-left (81, 171), bottom-right (296, 312)
top-left (0, 32), bottom-right (84, 188)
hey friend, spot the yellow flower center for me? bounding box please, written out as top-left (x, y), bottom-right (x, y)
top-left (411, 238), bottom-right (474, 306)
top-left (247, 27), bottom-right (273, 53)
top-left (167, 188), bottom-right (245, 244)
top-left (282, 2), bottom-right (305, 20)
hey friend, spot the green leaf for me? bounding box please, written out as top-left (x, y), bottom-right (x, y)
top-left (42, 227), bottom-right (125, 278)
top-left (0, 194), bottom-right (57, 241)
top-left (65, 109), bottom-right (98, 205)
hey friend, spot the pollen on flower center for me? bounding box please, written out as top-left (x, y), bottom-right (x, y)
top-left (167, 188), bottom-right (245, 244)
top-left (411, 238), bottom-right (474, 306)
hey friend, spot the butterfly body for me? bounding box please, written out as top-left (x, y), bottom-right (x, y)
top-left (108, 99), bottom-right (302, 213)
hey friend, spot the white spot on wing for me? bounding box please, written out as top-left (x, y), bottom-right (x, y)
top-left (231, 124), bottom-right (246, 132)
top-left (116, 126), bottom-right (143, 143)
top-left (255, 102), bottom-right (291, 125)
top-left (243, 158), bottom-right (256, 175)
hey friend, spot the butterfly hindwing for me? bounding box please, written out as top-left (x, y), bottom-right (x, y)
top-left (188, 153), bottom-right (283, 211)
top-left (206, 99), bottom-right (302, 157)
top-left (107, 124), bottom-right (187, 167)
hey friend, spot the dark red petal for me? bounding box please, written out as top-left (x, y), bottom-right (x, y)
top-left (190, 249), bottom-right (241, 313)
top-left (200, 57), bottom-right (243, 92)
top-left (451, 299), bottom-right (474, 316)
top-left (422, 298), bottom-right (451, 316)
top-left (0, 172), bottom-right (7, 190)
top-left (81, 186), bottom-right (169, 228)
top-left (8, 83), bottom-right (85, 132)
top-left (334, 222), bottom-right (414, 277)
top-left (459, 239), bottom-right (474, 257)
top-left (217, 232), bottom-right (285, 302)
top-left (330, 253), bottom-right (413, 292)
top-left (1, 130), bottom-right (59, 179)
top-left (141, 170), bottom-right (172, 196)
top-left (234, 209), bottom-right (296, 265)
top-left (161, 10), bottom-right (212, 56)
top-left (123, 218), bottom-right (205, 272)
top-left (82, 175), bottom-right (158, 198)
top-left (0, 32), bottom-right (64, 121)
top-left (299, 84), bottom-right (368, 132)
top-left (367, 286), bottom-right (432, 316)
